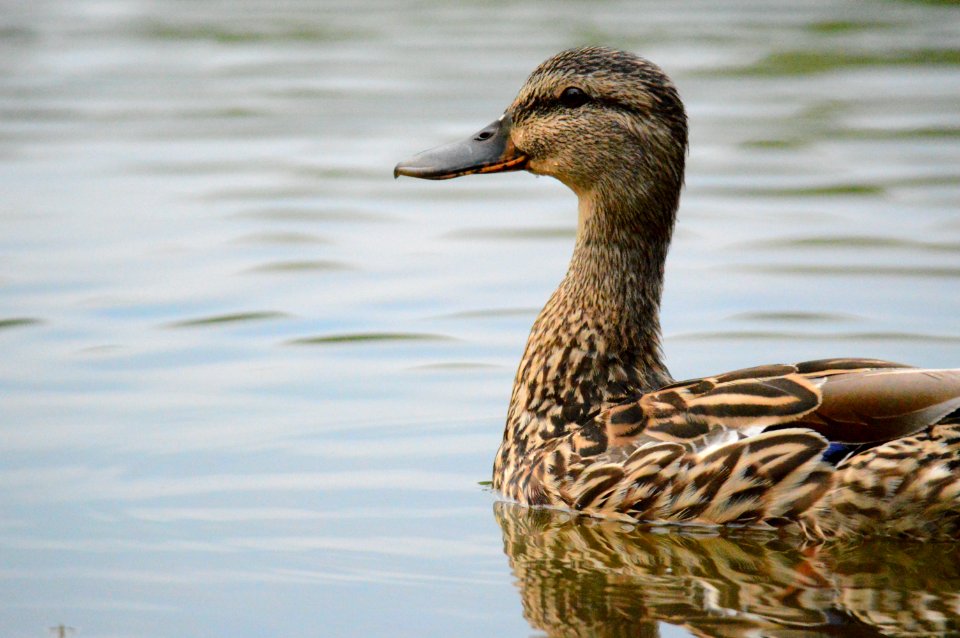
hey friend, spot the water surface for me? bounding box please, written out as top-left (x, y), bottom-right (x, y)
top-left (1, 1), bottom-right (959, 636)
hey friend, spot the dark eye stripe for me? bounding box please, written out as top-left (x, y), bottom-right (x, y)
top-left (512, 88), bottom-right (651, 124)
top-left (520, 96), bottom-right (644, 119)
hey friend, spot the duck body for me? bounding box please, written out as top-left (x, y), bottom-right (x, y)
top-left (499, 355), bottom-right (960, 539)
top-left (396, 47), bottom-right (960, 539)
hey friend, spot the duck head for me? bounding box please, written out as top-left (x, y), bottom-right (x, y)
top-left (395, 47), bottom-right (688, 236)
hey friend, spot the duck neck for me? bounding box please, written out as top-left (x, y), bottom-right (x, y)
top-left (564, 185), bottom-right (674, 390)
top-left (503, 183), bottom-right (676, 448)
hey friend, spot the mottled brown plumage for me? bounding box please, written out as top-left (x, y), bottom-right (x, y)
top-left (395, 47), bottom-right (960, 539)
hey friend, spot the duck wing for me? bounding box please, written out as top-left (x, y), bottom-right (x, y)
top-left (574, 358), bottom-right (960, 456)
top-left (792, 365), bottom-right (960, 443)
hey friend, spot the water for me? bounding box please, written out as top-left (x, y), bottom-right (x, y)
top-left (1, 1), bottom-right (959, 636)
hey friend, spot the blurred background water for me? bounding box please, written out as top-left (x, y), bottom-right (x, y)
top-left (1, 0), bottom-right (959, 636)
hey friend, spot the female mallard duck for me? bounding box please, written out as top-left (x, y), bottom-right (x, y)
top-left (395, 47), bottom-right (960, 539)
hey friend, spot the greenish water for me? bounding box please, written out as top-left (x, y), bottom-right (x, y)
top-left (1, 1), bottom-right (959, 636)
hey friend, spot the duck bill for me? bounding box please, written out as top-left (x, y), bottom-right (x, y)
top-left (394, 115), bottom-right (527, 180)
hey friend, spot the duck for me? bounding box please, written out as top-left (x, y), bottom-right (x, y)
top-left (395, 46), bottom-right (960, 539)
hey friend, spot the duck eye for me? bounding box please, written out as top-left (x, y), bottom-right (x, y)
top-left (559, 87), bottom-right (590, 108)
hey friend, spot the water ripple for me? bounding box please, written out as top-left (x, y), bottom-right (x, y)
top-left (672, 330), bottom-right (960, 343)
top-left (0, 317), bottom-right (42, 331)
top-left (244, 260), bottom-right (353, 273)
top-left (287, 332), bottom-right (454, 346)
top-left (737, 264), bottom-right (960, 278)
top-left (738, 235), bottom-right (960, 252)
top-left (166, 311), bottom-right (288, 328)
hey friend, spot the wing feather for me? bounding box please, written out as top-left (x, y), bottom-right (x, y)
top-left (667, 429), bottom-right (830, 525)
top-left (794, 368), bottom-right (960, 443)
top-left (546, 358), bottom-right (960, 533)
top-left (583, 359), bottom-right (960, 454)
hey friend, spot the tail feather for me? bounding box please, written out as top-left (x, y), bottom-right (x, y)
top-left (814, 424), bottom-right (960, 539)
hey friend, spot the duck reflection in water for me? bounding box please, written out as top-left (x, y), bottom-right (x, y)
top-left (494, 502), bottom-right (960, 637)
